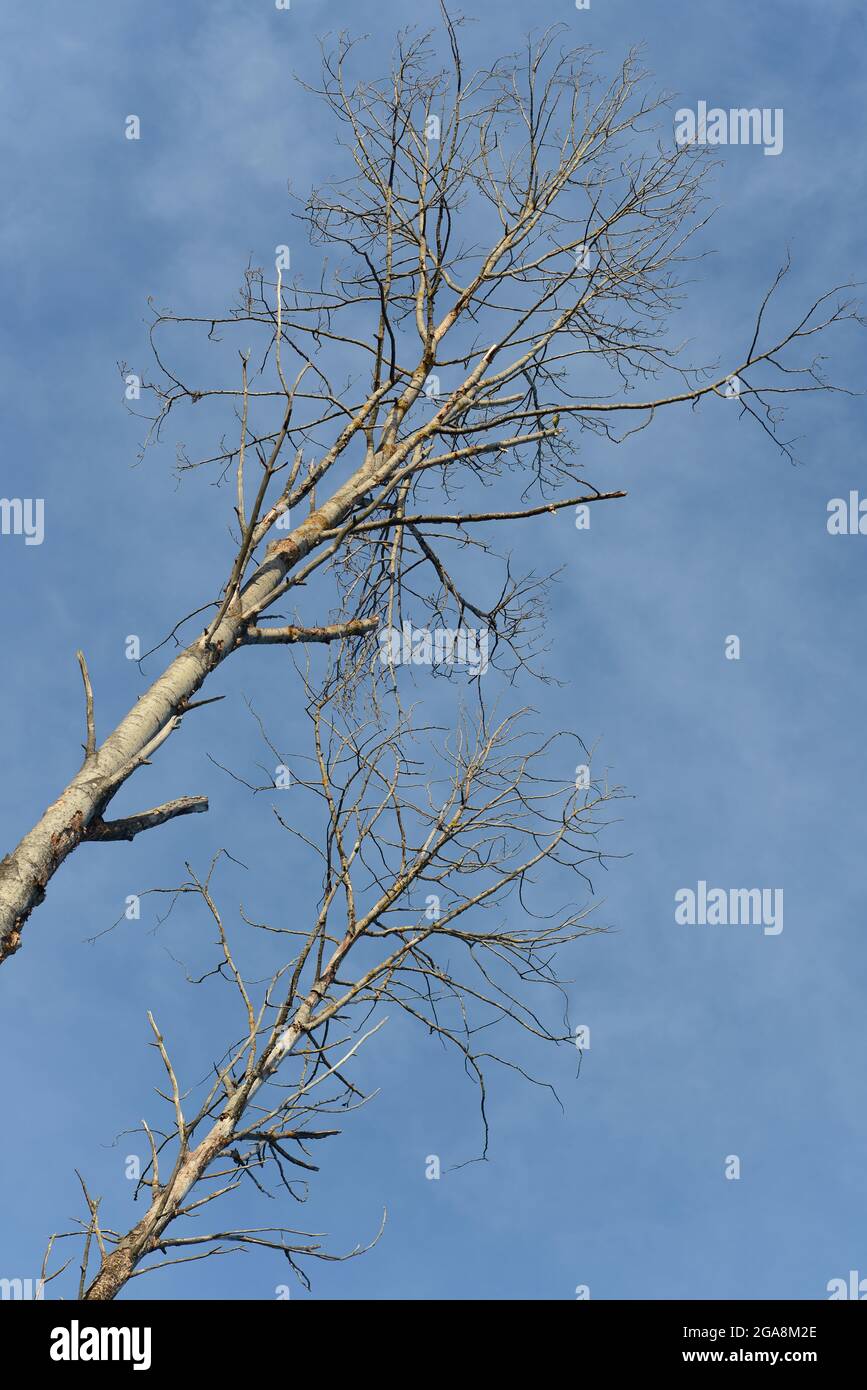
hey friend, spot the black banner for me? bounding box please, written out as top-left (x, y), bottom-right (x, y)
top-left (2, 1298), bottom-right (863, 1376)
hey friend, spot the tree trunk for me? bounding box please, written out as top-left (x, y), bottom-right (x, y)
top-left (0, 551), bottom-right (287, 964)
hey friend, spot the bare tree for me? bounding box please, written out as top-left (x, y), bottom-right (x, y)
top-left (42, 664), bottom-right (613, 1299)
top-left (0, 15), bottom-right (857, 973)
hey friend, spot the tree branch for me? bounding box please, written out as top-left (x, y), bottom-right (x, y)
top-left (76, 650), bottom-right (96, 762)
top-left (241, 617), bottom-right (379, 646)
top-left (84, 796), bottom-right (209, 843)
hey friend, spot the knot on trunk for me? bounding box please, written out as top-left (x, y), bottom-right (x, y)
top-left (266, 536), bottom-right (301, 566)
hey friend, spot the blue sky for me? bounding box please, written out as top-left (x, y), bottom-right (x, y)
top-left (1, 0), bottom-right (866, 1300)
